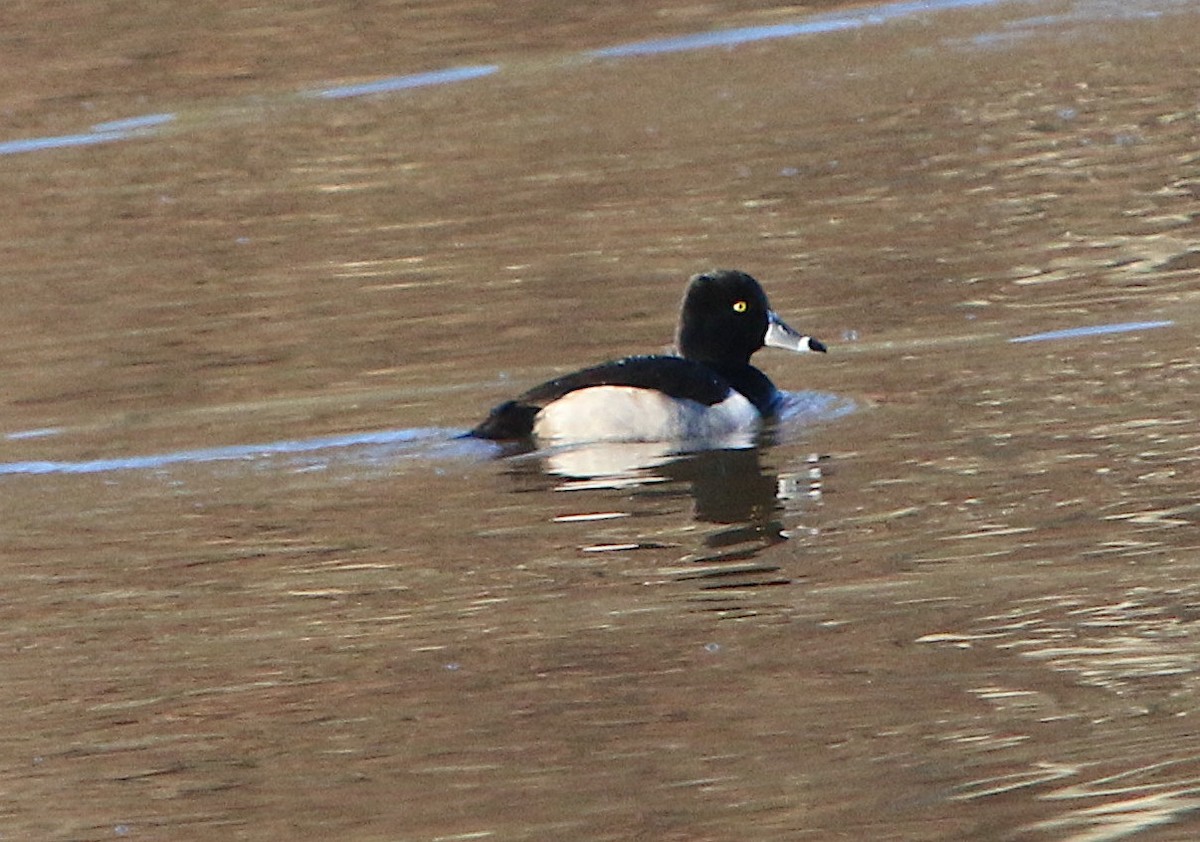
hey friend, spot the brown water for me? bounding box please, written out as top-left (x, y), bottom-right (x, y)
top-left (4, 1), bottom-right (1200, 839)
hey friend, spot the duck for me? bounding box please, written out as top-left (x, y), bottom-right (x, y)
top-left (469, 269), bottom-right (826, 445)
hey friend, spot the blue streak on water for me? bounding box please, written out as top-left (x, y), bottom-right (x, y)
top-left (0, 113), bottom-right (176, 157)
top-left (589, 0), bottom-right (1015, 58)
top-left (589, 18), bottom-right (860, 57)
top-left (1009, 320), bottom-right (1174, 344)
top-left (0, 131), bottom-right (135, 156)
top-left (89, 113), bottom-right (176, 134)
top-left (0, 428), bottom-right (450, 476)
top-left (309, 65), bottom-right (500, 99)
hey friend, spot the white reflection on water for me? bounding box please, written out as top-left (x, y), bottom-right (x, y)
top-left (924, 584), bottom-right (1200, 840)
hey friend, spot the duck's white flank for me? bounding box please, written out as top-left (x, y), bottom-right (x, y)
top-left (532, 386), bottom-right (760, 444)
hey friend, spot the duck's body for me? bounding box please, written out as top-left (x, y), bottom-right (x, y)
top-left (470, 270), bottom-right (825, 445)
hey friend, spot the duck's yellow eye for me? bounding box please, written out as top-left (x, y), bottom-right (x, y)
top-left (732, 300), bottom-right (748, 313)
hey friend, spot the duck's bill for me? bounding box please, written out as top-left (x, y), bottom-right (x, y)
top-left (765, 311), bottom-right (827, 353)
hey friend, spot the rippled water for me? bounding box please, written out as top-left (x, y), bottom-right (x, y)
top-left (3, 1), bottom-right (1200, 839)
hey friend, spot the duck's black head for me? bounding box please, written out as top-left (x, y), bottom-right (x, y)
top-left (675, 270), bottom-right (824, 367)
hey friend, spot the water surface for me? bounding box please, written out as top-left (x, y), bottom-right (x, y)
top-left (3, 1), bottom-right (1200, 840)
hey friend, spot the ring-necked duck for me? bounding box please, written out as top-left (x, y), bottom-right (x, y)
top-left (470, 269), bottom-right (825, 444)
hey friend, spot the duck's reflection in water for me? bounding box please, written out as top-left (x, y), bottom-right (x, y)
top-left (503, 441), bottom-right (823, 606)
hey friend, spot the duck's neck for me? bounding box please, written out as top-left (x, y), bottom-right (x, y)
top-left (706, 361), bottom-right (779, 416)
